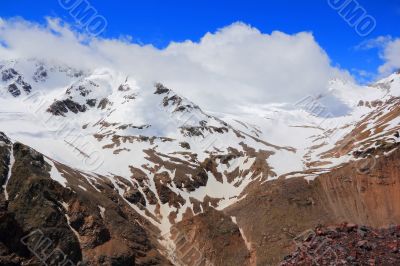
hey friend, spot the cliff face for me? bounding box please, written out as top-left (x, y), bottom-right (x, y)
top-left (317, 148), bottom-right (400, 228)
top-left (222, 148), bottom-right (400, 265)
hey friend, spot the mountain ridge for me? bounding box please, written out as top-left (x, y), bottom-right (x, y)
top-left (1, 58), bottom-right (400, 265)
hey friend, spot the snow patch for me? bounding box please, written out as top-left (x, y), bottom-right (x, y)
top-left (45, 158), bottom-right (68, 187)
top-left (3, 145), bottom-right (14, 200)
top-left (98, 205), bottom-right (105, 219)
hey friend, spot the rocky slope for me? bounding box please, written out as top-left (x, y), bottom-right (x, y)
top-left (281, 223), bottom-right (400, 265)
top-left (0, 58), bottom-right (400, 265)
top-left (0, 135), bottom-right (171, 265)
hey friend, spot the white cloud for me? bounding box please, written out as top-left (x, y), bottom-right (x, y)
top-left (0, 18), bottom-right (351, 113)
top-left (355, 35), bottom-right (392, 50)
top-left (355, 35), bottom-right (400, 76)
top-left (378, 38), bottom-right (400, 74)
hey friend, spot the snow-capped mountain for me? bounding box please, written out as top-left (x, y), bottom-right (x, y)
top-left (1, 58), bottom-right (400, 265)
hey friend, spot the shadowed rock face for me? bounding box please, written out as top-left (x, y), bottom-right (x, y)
top-left (47, 99), bottom-right (88, 116)
top-left (0, 135), bottom-right (172, 265)
top-left (1, 68), bottom-right (19, 82)
top-left (1, 68), bottom-right (32, 97)
top-left (0, 141), bottom-right (82, 265)
top-left (154, 83), bottom-right (170, 94)
top-left (7, 84), bottom-right (21, 97)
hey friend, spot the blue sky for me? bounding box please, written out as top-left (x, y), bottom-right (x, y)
top-left (1, 0), bottom-right (399, 82)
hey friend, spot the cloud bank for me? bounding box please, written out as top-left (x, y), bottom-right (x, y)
top-left (0, 17), bottom-right (350, 113)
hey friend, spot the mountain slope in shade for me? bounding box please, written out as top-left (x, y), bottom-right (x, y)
top-left (0, 136), bottom-right (172, 265)
top-left (0, 58), bottom-right (400, 265)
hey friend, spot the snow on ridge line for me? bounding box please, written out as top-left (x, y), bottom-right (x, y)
top-left (2, 59), bottom-right (400, 214)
